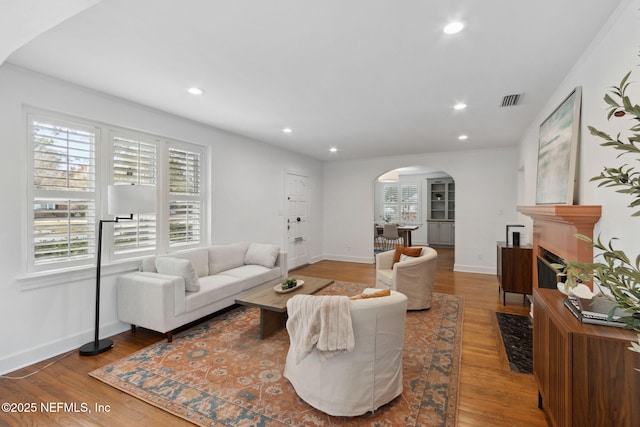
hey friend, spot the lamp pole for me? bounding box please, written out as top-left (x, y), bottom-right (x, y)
top-left (79, 214), bottom-right (132, 356)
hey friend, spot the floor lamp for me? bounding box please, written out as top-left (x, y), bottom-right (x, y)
top-left (79, 184), bottom-right (156, 356)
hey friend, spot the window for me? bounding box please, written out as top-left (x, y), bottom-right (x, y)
top-left (26, 110), bottom-right (207, 275)
top-left (30, 117), bottom-right (97, 268)
top-left (381, 182), bottom-right (419, 224)
top-left (168, 147), bottom-right (202, 246)
top-left (112, 135), bottom-right (157, 254)
top-left (400, 183), bottom-right (418, 222)
top-left (381, 184), bottom-right (399, 223)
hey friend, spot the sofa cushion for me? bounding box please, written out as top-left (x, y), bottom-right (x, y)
top-left (221, 264), bottom-right (281, 291)
top-left (155, 257), bottom-right (201, 292)
top-left (209, 242), bottom-right (250, 275)
top-left (185, 274), bottom-right (241, 312)
top-left (141, 256), bottom-right (157, 273)
top-left (245, 242), bottom-right (280, 268)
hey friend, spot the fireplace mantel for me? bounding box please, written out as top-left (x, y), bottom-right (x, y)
top-left (517, 205), bottom-right (601, 289)
top-left (517, 205), bottom-right (601, 226)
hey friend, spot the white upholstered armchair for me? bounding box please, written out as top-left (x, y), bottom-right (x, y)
top-left (375, 246), bottom-right (437, 310)
top-left (283, 290), bottom-right (408, 416)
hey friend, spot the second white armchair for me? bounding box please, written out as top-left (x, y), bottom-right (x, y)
top-left (375, 246), bottom-right (437, 310)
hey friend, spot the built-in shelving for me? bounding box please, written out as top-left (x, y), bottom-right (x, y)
top-left (427, 178), bottom-right (455, 246)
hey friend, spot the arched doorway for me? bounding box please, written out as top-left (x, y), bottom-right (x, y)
top-left (373, 166), bottom-right (455, 251)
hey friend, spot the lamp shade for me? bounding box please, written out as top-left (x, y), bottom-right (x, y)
top-left (378, 170), bottom-right (399, 182)
top-left (108, 184), bottom-right (156, 215)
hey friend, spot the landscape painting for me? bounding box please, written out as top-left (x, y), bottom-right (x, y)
top-left (536, 87), bottom-right (582, 205)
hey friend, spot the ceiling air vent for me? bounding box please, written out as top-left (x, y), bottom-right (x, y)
top-left (501, 93), bottom-right (521, 107)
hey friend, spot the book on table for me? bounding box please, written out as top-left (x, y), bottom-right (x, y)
top-left (564, 295), bottom-right (628, 328)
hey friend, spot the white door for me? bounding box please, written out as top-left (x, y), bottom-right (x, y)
top-left (286, 173), bottom-right (309, 269)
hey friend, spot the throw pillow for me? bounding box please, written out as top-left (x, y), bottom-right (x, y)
top-left (392, 245), bottom-right (422, 264)
top-left (244, 242), bottom-right (280, 268)
top-left (155, 257), bottom-right (200, 292)
top-left (351, 288), bottom-right (391, 300)
top-left (399, 253), bottom-right (417, 262)
top-left (171, 248), bottom-right (209, 278)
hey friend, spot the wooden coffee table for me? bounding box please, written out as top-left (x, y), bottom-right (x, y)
top-left (235, 275), bottom-right (334, 339)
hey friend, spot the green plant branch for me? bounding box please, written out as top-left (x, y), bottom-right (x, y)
top-left (560, 67), bottom-right (640, 360)
top-left (586, 72), bottom-right (640, 216)
top-left (563, 234), bottom-right (640, 330)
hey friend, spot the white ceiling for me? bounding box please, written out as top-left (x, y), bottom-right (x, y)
top-left (3, 0), bottom-right (624, 161)
top-left (0, 0), bottom-right (100, 65)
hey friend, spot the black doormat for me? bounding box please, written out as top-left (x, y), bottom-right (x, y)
top-left (495, 312), bottom-right (533, 374)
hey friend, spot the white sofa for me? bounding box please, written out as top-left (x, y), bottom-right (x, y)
top-left (117, 241), bottom-right (287, 341)
top-left (284, 289), bottom-right (408, 416)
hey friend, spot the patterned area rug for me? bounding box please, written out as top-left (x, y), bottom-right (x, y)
top-left (90, 281), bottom-right (464, 426)
top-left (495, 312), bottom-right (533, 374)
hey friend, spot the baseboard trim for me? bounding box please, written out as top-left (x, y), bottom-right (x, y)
top-left (308, 255), bottom-right (324, 264)
top-left (320, 254), bottom-right (375, 264)
top-left (454, 263), bottom-right (496, 275)
top-left (0, 321), bottom-right (129, 376)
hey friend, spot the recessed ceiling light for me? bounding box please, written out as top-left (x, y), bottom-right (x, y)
top-left (443, 22), bottom-right (464, 35)
top-left (282, 127), bottom-right (293, 134)
top-left (454, 103), bottom-right (467, 110)
top-left (329, 147), bottom-right (338, 153)
top-left (187, 87), bottom-right (204, 95)
top-left (458, 134), bottom-right (468, 140)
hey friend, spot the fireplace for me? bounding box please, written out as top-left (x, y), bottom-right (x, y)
top-left (517, 205), bottom-right (601, 290)
top-left (536, 247), bottom-right (565, 289)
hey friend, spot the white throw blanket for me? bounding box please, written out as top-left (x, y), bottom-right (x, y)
top-left (286, 295), bottom-right (355, 364)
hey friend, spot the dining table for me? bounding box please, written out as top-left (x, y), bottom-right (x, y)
top-left (375, 224), bottom-right (419, 247)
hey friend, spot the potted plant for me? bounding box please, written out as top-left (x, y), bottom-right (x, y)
top-left (561, 68), bottom-right (640, 358)
top-left (379, 214), bottom-right (392, 224)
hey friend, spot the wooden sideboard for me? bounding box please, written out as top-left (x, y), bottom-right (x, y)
top-left (533, 288), bottom-right (640, 427)
top-left (496, 241), bottom-right (532, 304)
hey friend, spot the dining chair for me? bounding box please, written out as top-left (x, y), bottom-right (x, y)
top-left (382, 224), bottom-right (403, 250)
top-left (374, 224), bottom-right (384, 251)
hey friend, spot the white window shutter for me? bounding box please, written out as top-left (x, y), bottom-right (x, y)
top-left (31, 118), bottom-right (97, 266)
top-left (112, 136), bottom-right (157, 254)
top-left (168, 147), bottom-right (202, 246)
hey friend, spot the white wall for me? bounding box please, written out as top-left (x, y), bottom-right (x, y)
top-left (322, 148), bottom-right (518, 274)
top-left (518, 0), bottom-right (640, 261)
top-left (0, 65), bottom-right (323, 374)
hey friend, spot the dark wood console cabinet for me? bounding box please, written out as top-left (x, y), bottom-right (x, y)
top-left (533, 288), bottom-right (640, 427)
top-left (496, 241), bottom-right (532, 304)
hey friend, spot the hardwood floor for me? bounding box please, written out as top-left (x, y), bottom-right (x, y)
top-left (0, 248), bottom-right (549, 426)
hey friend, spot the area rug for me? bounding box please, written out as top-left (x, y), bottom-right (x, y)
top-left (90, 281), bottom-right (464, 426)
top-left (495, 312), bottom-right (533, 374)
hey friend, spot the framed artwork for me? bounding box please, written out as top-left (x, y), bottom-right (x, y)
top-left (535, 86), bottom-right (582, 205)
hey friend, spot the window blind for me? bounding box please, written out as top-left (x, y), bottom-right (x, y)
top-left (112, 136), bottom-right (157, 253)
top-left (31, 118), bottom-right (97, 266)
top-left (401, 184), bottom-right (418, 222)
top-left (33, 120), bottom-right (95, 191)
top-left (382, 183), bottom-right (400, 223)
top-left (169, 147), bottom-right (201, 246)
